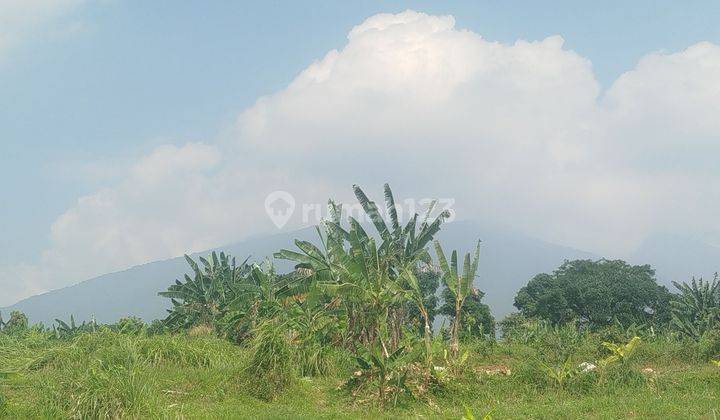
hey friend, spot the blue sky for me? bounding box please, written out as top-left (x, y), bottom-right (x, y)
top-left (2, 1), bottom-right (720, 304)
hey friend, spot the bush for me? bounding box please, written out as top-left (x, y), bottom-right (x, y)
top-left (114, 316), bottom-right (146, 335)
top-left (698, 329), bottom-right (720, 361)
top-left (243, 320), bottom-right (296, 400)
top-left (2, 311), bottom-right (29, 334)
top-left (146, 319), bottom-right (167, 335)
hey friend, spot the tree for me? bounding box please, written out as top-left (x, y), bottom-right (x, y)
top-left (440, 286), bottom-right (494, 339)
top-left (404, 267), bottom-right (440, 336)
top-left (670, 275), bottom-right (720, 339)
top-left (276, 184), bottom-right (450, 353)
top-left (0, 311), bottom-right (28, 334)
top-left (513, 273), bottom-right (574, 325)
top-left (514, 259), bottom-right (671, 329)
top-left (159, 251), bottom-right (252, 331)
top-left (434, 240), bottom-right (482, 356)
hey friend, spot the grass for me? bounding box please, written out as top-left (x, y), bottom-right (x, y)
top-left (1, 330), bottom-right (719, 419)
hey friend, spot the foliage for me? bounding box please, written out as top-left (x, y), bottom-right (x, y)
top-left (1, 328), bottom-right (720, 417)
top-left (243, 319), bottom-right (296, 400)
top-left (462, 405), bottom-right (494, 420)
top-left (113, 316), bottom-right (146, 335)
top-left (434, 240), bottom-right (483, 356)
top-left (354, 345), bottom-right (404, 402)
top-left (698, 328), bottom-right (720, 360)
top-left (346, 343), bottom-right (422, 405)
top-left (146, 319), bottom-right (167, 335)
top-left (600, 336), bottom-right (641, 366)
top-left (541, 357), bottom-right (577, 388)
top-left (514, 259), bottom-right (672, 328)
top-left (12, 183), bottom-right (720, 413)
top-left (285, 293), bottom-right (340, 377)
top-left (159, 251), bottom-right (252, 332)
top-left (670, 275), bottom-right (720, 339)
top-left (276, 184), bottom-right (450, 354)
top-left (404, 267), bottom-right (440, 336)
top-left (53, 315), bottom-right (98, 338)
top-left (499, 315), bottom-right (585, 361)
top-left (0, 311), bottom-right (29, 334)
top-left (440, 286), bottom-right (494, 340)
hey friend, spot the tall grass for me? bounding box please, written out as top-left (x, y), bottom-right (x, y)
top-left (0, 329), bottom-right (246, 418)
top-left (1, 326), bottom-right (719, 418)
top-left (243, 320), bottom-right (297, 401)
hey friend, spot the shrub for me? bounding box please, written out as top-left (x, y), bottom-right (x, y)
top-left (146, 319), bottom-right (167, 335)
top-left (114, 316), bottom-right (146, 335)
top-left (243, 320), bottom-right (296, 400)
top-left (698, 329), bottom-right (720, 361)
top-left (2, 311), bottom-right (29, 334)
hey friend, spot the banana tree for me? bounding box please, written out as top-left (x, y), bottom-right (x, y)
top-left (350, 344), bottom-right (409, 404)
top-left (220, 260), bottom-right (312, 341)
top-left (276, 184), bottom-right (450, 352)
top-left (670, 276), bottom-right (720, 339)
top-left (277, 212), bottom-right (402, 352)
top-left (353, 184), bottom-right (451, 347)
top-left (351, 183), bottom-right (450, 269)
top-left (158, 251), bottom-right (251, 331)
top-left (600, 336), bottom-right (641, 366)
top-left (326, 219), bottom-right (406, 351)
top-left (403, 268), bottom-right (434, 368)
top-left (53, 315), bottom-right (97, 338)
top-left (434, 239), bottom-right (481, 356)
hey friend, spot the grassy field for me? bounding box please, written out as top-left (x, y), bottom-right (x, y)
top-left (1, 329), bottom-right (718, 419)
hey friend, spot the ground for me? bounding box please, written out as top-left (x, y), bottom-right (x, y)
top-left (0, 331), bottom-right (718, 419)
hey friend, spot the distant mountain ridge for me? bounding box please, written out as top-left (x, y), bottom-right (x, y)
top-left (631, 233), bottom-right (720, 288)
top-left (3, 220), bottom-right (600, 325)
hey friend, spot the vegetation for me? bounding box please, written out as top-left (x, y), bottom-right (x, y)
top-left (1, 184), bottom-right (719, 418)
top-left (514, 259), bottom-right (672, 328)
top-left (670, 275), bottom-right (720, 339)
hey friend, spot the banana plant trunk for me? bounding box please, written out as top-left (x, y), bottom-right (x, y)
top-left (421, 309), bottom-right (432, 368)
top-left (451, 276), bottom-right (462, 357)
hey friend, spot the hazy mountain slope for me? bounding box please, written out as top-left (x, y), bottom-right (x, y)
top-left (1, 228), bottom-right (318, 325)
top-left (435, 221), bottom-right (596, 319)
top-left (630, 233), bottom-right (720, 289)
top-left (2, 221), bottom-right (595, 325)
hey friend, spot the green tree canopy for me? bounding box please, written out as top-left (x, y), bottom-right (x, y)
top-left (514, 259), bottom-right (671, 328)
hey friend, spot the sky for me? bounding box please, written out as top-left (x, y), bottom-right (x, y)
top-left (2, 0), bottom-right (720, 306)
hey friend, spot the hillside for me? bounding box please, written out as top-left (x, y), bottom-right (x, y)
top-left (631, 233), bottom-right (720, 286)
top-left (2, 220), bottom-right (595, 325)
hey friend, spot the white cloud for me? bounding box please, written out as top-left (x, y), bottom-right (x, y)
top-left (4, 10), bottom-right (720, 305)
top-left (0, 0), bottom-right (87, 60)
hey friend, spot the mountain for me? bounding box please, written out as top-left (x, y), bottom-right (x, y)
top-left (2, 220), bottom-right (596, 325)
top-left (631, 233), bottom-right (720, 289)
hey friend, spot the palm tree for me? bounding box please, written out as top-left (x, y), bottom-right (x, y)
top-left (671, 275), bottom-right (720, 338)
top-left (434, 239), bottom-right (481, 357)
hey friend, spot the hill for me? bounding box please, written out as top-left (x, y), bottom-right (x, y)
top-left (2, 220), bottom-right (595, 325)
